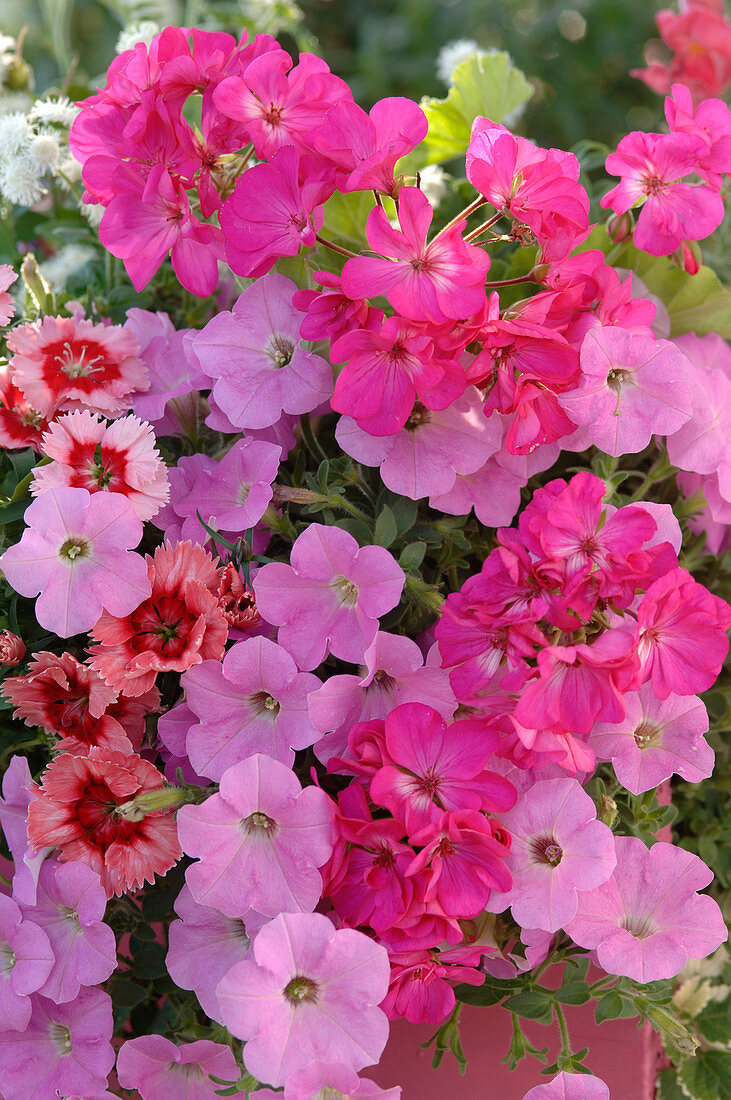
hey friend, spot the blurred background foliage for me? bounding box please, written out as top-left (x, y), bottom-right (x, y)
top-left (5, 0), bottom-right (665, 149)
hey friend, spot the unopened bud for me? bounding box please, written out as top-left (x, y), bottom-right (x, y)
top-left (597, 794), bottom-right (618, 828)
top-left (4, 56), bottom-right (31, 92)
top-left (0, 630), bottom-right (25, 666)
top-left (606, 211), bottom-right (634, 244)
top-left (680, 241), bottom-right (702, 275)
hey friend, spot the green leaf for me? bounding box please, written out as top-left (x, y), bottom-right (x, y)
top-left (399, 541), bottom-right (426, 571)
top-left (455, 973), bottom-right (524, 1006)
top-left (374, 505), bottom-right (398, 548)
top-left (0, 499), bottom-right (29, 525)
top-left (680, 1052), bottom-right (731, 1100)
top-left (657, 1068), bottom-right (687, 1100)
top-left (421, 52), bottom-right (533, 164)
top-left (132, 942), bottom-right (168, 980)
top-left (697, 993), bottom-right (731, 1044)
top-left (107, 976), bottom-right (147, 1008)
top-left (595, 990), bottom-right (624, 1024)
top-left (322, 189), bottom-right (374, 247)
top-left (555, 981), bottom-right (590, 1006)
top-left (502, 989), bottom-right (554, 1021)
top-left (141, 889), bottom-right (176, 923)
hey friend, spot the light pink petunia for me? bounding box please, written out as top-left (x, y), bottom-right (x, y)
top-left (178, 754), bottom-right (333, 917)
top-left (558, 326), bottom-right (693, 456)
top-left (217, 911), bottom-right (390, 1087)
top-left (590, 685), bottom-right (714, 794)
top-left (31, 411), bottom-right (170, 521)
top-left (253, 1061), bottom-right (402, 1099)
top-left (521, 1072), bottom-right (610, 1100)
top-left (193, 272), bottom-right (333, 430)
top-left (0, 487), bottom-right (150, 638)
top-left (18, 859), bottom-right (116, 1005)
top-left (0, 893), bottom-right (54, 1031)
top-left (166, 885), bottom-right (259, 1024)
top-left (0, 756), bottom-right (51, 906)
top-left (116, 1036), bottom-right (240, 1100)
top-left (309, 631), bottom-right (456, 766)
top-left (254, 523), bottom-right (404, 670)
top-left (487, 778), bottom-right (617, 933)
top-left (182, 635), bottom-right (322, 780)
top-left (565, 837), bottom-right (727, 982)
top-left (0, 986), bottom-right (115, 1100)
top-left (125, 309), bottom-right (207, 431)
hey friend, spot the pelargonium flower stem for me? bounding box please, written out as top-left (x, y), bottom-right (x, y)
top-left (433, 195), bottom-right (488, 237)
top-left (314, 234), bottom-right (359, 259)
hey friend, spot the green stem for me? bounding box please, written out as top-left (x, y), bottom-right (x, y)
top-left (483, 273), bottom-right (538, 288)
top-left (434, 195), bottom-right (488, 237)
top-left (629, 452), bottom-right (675, 502)
top-left (300, 412), bottom-right (329, 464)
top-left (329, 493), bottom-right (372, 524)
top-left (554, 1001), bottom-right (572, 1057)
top-left (314, 234), bottom-right (359, 259)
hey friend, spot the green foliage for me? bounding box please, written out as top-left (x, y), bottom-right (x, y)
top-left (680, 1052), bottom-right (731, 1100)
top-left (420, 51), bottom-right (533, 164)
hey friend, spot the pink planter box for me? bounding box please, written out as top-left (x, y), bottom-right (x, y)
top-left (369, 1000), bottom-right (663, 1098)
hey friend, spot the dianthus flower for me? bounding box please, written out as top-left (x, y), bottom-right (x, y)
top-left (7, 314), bottom-right (148, 417)
top-left (0, 365), bottom-right (50, 450)
top-left (0, 987), bottom-right (114, 1100)
top-left (254, 523), bottom-right (405, 670)
top-left (26, 748), bottom-right (182, 897)
top-left (565, 837), bottom-right (727, 982)
top-left (193, 272), bottom-right (333, 430)
top-left (341, 186), bottom-right (489, 324)
top-left (88, 541), bottom-right (228, 697)
top-left (0, 487), bottom-right (151, 639)
top-left (31, 410), bottom-right (169, 521)
top-left (590, 685), bottom-right (714, 794)
top-left (1, 650), bottom-right (153, 755)
top-left (19, 859), bottom-right (116, 1004)
top-left (601, 130), bottom-right (724, 254)
top-left (116, 1036), bottom-right (240, 1100)
top-left (487, 778), bottom-right (616, 933)
top-left (217, 911), bottom-right (390, 1087)
top-left (182, 635), bottom-right (321, 780)
top-left (178, 753), bottom-right (333, 917)
top-left (0, 629), bottom-right (25, 666)
top-left (166, 885), bottom-right (258, 1023)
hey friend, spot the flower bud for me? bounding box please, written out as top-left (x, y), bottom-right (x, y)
top-left (680, 241), bottom-right (702, 275)
top-left (0, 630), bottom-right (25, 666)
top-left (606, 211), bottom-right (634, 244)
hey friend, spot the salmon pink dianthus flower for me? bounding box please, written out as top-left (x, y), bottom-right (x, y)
top-left (88, 541), bottom-right (228, 697)
top-left (7, 314), bottom-right (149, 418)
top-left (26, 748), bottom-right (182, 897)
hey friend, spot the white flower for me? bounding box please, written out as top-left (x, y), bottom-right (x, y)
top-left (418, 164), bottom-right (448, 208)
top-left (29, 96), bottom-right (79, 128)
top-left (436, 39), bottom-right (483, 84)
top-left (0, 92), bottom-right (32, 116)
top-left (56, 154), bottom-right (82, 190)
top-left (80, 200), bottom-right (103, 227)
top-left (116, 20), bottom-right (160, 54)
top-left (0, 153), bottom-right (45, 205)
top-left (40, 244), bottom-right (97, 290)
top-left (0, 112), bottom-right (33, 158)
top-left (29, 130), bottom-right (61, 173)
top-left (0, 35), bottom-right (17, 56)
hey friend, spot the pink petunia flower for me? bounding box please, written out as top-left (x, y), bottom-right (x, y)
top-left (18, 859), bottom-right (116, 1004)
top-left (254, 523), bottom-right (404, 670)
top-left (487, 778), bottom-right (617, 933)
top-left (31, 410), bottom-right (169, 521)
top-left (0, 893), bottom-right (54, 1031)
top-left (181, 635), bottom-right (322, 780)
top-left (7, 314), bottom-right (148, 418)
top-left (125, 309), bottom-right (207, 433)
top-left (193, 272), bottom-right (333, 430)
top-left (0, 487), bottom-right (151, 638)
top-left (116, 1036), bottom-right (240, 1100)
top-left (558, 326), bottom-right (693, 456)
top-left (0, 756), bottom-right (52, 906)
top-left (601, 130), bottom-right (724, 254)
top-left (0, 986), bottom-right (115, 1100)
top-left (178, 753), bottom-right (333, 917)
top-left (252, 1062), bottom-right (401, 1099)
top-left (166, 884), bottom-right (259, 1023)
top-left (590, 684), bottom-right (714, 794)
top-left (565, 837), bottom-right (727, 982)
top-left (521, 1073), bottom-right (610, 1100)
top-left (341, 186), bottom-right (489, 324)
top-left (216, 911), bottom-right (390, 1087)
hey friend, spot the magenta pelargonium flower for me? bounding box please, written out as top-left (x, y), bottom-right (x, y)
top-left (181, 635), bottom-right (322, 780)
top-left (217, 911), bottom-right (390, 1087)
top-left (341, 186), bottom-right (489, 324)
top-left (487, 778), bottom-right (617, 933)
top-left (116, 1036), bottom-right (240, 1100)
top-left (0, 986), bottom-right (115, 1100)
top-left (522, 1073), bottom-right (610, 1100)
top-left (254, 523), bottom-right (405, 670)
top-left (590, 685), bottom-right (714, 794)
top-left (0, 486), bottom-right (151, 637)
top-left (565, 837), bottom-right (727, 982)
top-left (193, 272), bottom-right (333, 430)
top-left (178, 753), bottom-right (333, 917)
top-left (18, 859), bottom-right (116, 1005)
top-left (558, 327), bottom-right (693, 456)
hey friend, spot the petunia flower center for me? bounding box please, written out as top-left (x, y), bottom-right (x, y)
top-left (0, 939), bottom-right (16, 973)
top-left (529, 834), bottom-right (563, 866)
top-left (49, 1021), bottom-right (73, 1054)
top-left (245, 810), bottom-right (278, 836)
top-left (405, 402), bottom-right (432, 431)
top-left (331, 574), bottom-right (359, 608)
top-left (246, 690), bottom-right (281, 719)
top-left (268, 333), bottom-right (295, 368)
top-left (633, 719), bottom-right (662, 749)
top-left (606, 367), bottom-right (632, 392)
top-left (620, 913), bottom-right (658, 940)
top-left (284, 974), bottom-right (319, 1004)
top-left (59, 536), bottom-right (90, 562)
